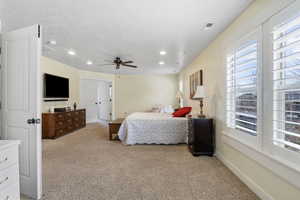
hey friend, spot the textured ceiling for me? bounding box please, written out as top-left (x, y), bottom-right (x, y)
top-left (1, 0), bottom-right (253, 74)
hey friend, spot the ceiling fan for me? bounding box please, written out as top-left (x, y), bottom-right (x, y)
top-left (98, 57), bottom-right (138, 70)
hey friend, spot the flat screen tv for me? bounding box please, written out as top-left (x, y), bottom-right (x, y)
top-left (44, 73), bottom-right (69, 99)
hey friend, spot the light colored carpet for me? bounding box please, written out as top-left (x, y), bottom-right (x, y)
top-left (24, 123), bottom-right (260, 200)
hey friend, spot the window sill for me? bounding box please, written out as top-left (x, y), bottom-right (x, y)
top-left (222, 130), bottom-right (300, 189)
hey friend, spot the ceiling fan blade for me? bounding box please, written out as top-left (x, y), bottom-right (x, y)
top-left (122, 61), bottom-right (133, 64)
top-left (122, 64), bottom-right (138, 68)
top-left (97, 63), bottom-right (114, 66)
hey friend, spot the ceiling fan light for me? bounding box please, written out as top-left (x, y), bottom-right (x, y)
top-left (86, 60), bottom-right (93, 65)
top-left (159, 61), bottom-right (165, 65)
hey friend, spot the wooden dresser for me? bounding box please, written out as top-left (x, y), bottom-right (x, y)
top-left (0, 141), bottom-right (21, 200)
top-left (42, 109), bottom-right (86, 139)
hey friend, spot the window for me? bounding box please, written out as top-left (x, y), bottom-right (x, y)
top-left (223, 2), bottom-right (300, 187)
top-left (226, 31), bottom-right (259, 137)
top-left (273, 14), bottom-right (300, 153)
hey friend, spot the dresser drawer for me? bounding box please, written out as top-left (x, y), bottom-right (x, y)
top-left (73, 111), bottom-right (80, 116)
top-left (109, 124), bottom-right (121, 134)
top-left (55, 120), bottom-right (65, 129)
top-left (55, 129), bottom-right (66, 137)
top-left (55, 113), bottom-right (65, 121)
top-left (0, 147), bottom-right (18, 171)
top-left (0, 183), bottom-right (20, 200)
top-left (65, 125), bottom-right (75, 132)
top-left (65, 112), bottom-right (72, 119)
top-left (0, 164), bottom-right (19, 190)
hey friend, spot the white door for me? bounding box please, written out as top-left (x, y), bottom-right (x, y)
top-left (98, 81), bottom-right (112, 120)
top-left (2, 25), bottom-right (42, 199)
top-left (80, 79), bottom-right (99, 122)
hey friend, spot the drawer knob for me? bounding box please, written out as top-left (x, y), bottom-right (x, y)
top-left (0, 157), bottom-right (8, 164)
top-left (0, 177), bottom-right (8, 184)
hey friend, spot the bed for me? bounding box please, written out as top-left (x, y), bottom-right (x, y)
top-left (118, 112), bottom-right (188, 145)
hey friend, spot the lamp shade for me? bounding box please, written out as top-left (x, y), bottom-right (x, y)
top-left (176, 91), bottom-right (183, 99)
top-left (193, 86), bottom-right (206, 99)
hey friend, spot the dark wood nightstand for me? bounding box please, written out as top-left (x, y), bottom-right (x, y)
top-left (188, 118), bottom-right (214, 156)
top-left (108, 118), bottom-right (124, 140)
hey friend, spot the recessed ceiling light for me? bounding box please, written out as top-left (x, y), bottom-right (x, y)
top-left (48, 40), bottom-right (56, 45)
top-left (159, 61), bottom-right (165, 65)
top-left (160, 51), bottom-right (167, 55)
top-left (204, 23), bottom-right (214, 30)
top-left (86, 60), bottom-right (93, 65)
top-left (68, 50), bottom-right (76, 55)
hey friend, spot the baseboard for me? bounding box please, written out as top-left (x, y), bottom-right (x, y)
top-left (216, 152), bottom-right (274, 200)
top-left (87, 119), bottom-right (108, 124)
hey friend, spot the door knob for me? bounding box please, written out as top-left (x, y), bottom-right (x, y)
top-left (27, 118), bottom-right (41, 124)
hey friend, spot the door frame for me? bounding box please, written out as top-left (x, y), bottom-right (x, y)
top-left (79, 78), bottom-right (115, 120)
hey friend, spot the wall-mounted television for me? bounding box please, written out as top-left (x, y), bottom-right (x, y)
top-left (44, 73), bottom-right (69, 100)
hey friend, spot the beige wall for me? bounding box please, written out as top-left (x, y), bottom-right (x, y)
top-left (178, 0), bottom-right (300, 199)
top-left (115, 74), bottom-right (178, 118)
top-left (41, 57), bottom-right (115, 113)
top-left (41, 57), bottom-right (178, 120)
top-left (41, 56), bottom-right (80, 112)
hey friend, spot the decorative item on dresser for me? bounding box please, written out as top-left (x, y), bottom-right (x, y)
top-left (108, 118), bottom-right (124, 140)
top-left (0, 141), bottom-right (21, 200)
top-left (188, 117), bottom-right (214, 156)
top-left (42, 109), bottom-right (86, 139)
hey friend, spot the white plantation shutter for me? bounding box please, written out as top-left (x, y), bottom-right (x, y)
top-left (226, 32), bottom-right (259, 136)
top-left (273, 14), bottom-right (300, 153)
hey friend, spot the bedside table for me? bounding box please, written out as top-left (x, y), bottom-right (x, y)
top-left (108, 118), bottom-right (124, 140)
top-left (188, 118), bottom-right (214, 156)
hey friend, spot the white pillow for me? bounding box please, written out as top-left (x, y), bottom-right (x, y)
top-left (160, 105), bottom-right (174, 113)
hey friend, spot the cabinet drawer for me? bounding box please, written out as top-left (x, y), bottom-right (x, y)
top-left (73, 111), bottom-right (80, 116)
top-left (55, 129), bottom-right (66, 137)
top-left (55, 120), bottom-right (65, 129)
top-left (109, 125), bottom-right (121, 134)
top-left (0, 183), bottom-right (20, 200)
top-left (79, 110), bottom-right (85, 115)
top-left (65, 112), bottom-right (72, 118)
top-left (55, 114), bottom-right (65, 121)
top-left (66, 119), bottom-right (72, 124)
top-left (65, 125), bottom-right (74, 132)
top-left (0, 147), bottom-right (18, 171)
top-left (73, 117), bottom-right (80, 122)
top-left (0, 164), bottom-right (19, 190)
top-left (74, 123), bottom-right (81, 129)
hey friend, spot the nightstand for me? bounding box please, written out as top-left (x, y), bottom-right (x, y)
top-left (108, 118), bottom-right (124, 140)
top-left (188, 118), bottom-right (214, 156)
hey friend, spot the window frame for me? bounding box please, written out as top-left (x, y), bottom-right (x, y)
top-left (265, 3), bottom-right (300, 167)
top-left (225, 26), bottom-right (263, 149)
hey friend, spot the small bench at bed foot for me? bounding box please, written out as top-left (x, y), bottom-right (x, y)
top-left (108, 118), bottom-right (124, 140)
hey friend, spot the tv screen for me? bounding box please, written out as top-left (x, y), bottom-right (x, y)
top-left (44, 74), bottom-right (69, 98)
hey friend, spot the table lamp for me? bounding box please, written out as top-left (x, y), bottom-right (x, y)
top-left (193, 86), bottom-right (206, 118)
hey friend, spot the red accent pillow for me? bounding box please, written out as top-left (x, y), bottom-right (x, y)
top-left (172, 107), bottom-right (192, 117)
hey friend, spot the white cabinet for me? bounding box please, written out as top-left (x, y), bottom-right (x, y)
top-left (0, 141), bottom-right (20, 200)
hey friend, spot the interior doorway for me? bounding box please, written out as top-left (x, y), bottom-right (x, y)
top-left (80, 79), bottom-right (112, 123)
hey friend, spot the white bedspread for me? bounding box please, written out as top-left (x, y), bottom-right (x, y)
top-left (118, 112), bottom-right (188, 145)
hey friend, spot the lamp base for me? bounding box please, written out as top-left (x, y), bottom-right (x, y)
top-left (198, 114), bottom-right (206, 118)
